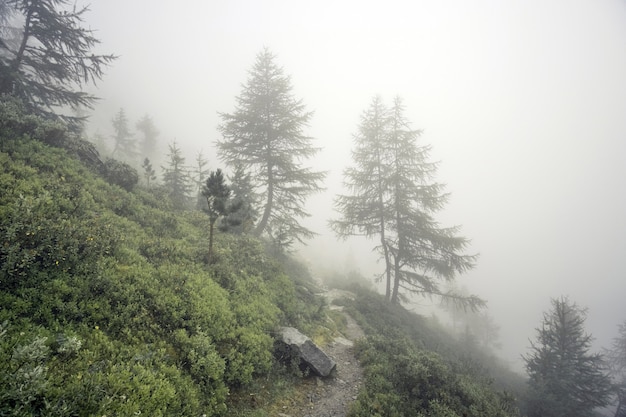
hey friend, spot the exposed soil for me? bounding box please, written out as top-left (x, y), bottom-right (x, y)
top-left (278, 290), bottom-right (365, 417)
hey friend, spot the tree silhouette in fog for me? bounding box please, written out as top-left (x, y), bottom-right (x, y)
top-left (332, 96), bottom-right (480, 308)
top-left (217, 48), bottom-right (325, 252)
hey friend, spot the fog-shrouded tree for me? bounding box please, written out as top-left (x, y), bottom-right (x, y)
top-left (523, 296), bottom-right (612, 417)
top-left (217, 48), bottom-right (325, 251)
top-left (331, 96), bottom-right (480, 308)
top-left (192, 151), bottom-right (210, 194)
top-left (331, 96), bottom-right (394, 296)
top-left (388, 97), bottom-right (479, 307)
top-left (110, 108), bottom-right (136, 161)
top-left (606, 320), bottom-right (626, 417)
top-left (136, 114), bottom-right (159, 162)
top-left (162, 141), bottom-right (191, 209)
top-left (0, 0), bottom-right (116, 127)
top-left (141, 157), bottom-right (156, 187)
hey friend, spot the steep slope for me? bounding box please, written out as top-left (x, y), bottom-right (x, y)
top-left (0, 102), bottom-right (324, 416)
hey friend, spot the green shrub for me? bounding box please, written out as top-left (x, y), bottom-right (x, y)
top-left (103, 157), bottom-right (139, 191)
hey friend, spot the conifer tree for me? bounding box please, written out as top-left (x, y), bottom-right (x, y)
top-left (524, 297), bottom-right (612, 417)
top-left (332, 96), bottom-right (479, 307)
top-left (385, 97), bottom-right (478, 306)
top-left (162, 142), bottom-right (191, 209)
top-left (217, 48), bottom-right (325, 251)
top-left (0, 0), bottom-right (116, 126)
top-left (110, 108), bottom-right (136, 161)
top-left (192, 151), bottom-right (211, 194)
top-left (202, 169), bottom-right (240, 262)
top-left (136, 114), bottom-right (159, 162)
top-left (331, 96), bottom-right (394, 297)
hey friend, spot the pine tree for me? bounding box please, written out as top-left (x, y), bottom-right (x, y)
top-left (162, 142), bottom-right (191, 209)
top-left (524, 297), bottom-right (612, 417)
top-left (110, 108), bottom-right (136, 161)
top-left (331, 96), bottom-right (479, 307)
top-left (217, 48), bottom-right (325, 251)
top-left (0, 0), bottom-right (116, 126)
top-left (136, 114), bottom-right (159, 162)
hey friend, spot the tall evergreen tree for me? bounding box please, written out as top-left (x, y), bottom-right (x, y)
top-left (523, 297), bottom-right (612, 417)
top-left (331, 96), bottom-right (394, 297)
top-left (385, 97), bottom-right (478, 306)
top-left (331, 96), bottom-right (479, 307)
top-left (136, 114), bottom-right (159, 162)
top-left (0, 0), bottom-right (115, 126)
top-left (162, 141), bottom-right (191, 209)
top-left (110, 108), bottom-right (136, 161)
top-left (217, 48), bottom-right (325, 251)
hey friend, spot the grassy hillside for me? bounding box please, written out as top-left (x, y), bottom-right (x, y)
top-left (0, 101), bottom-right (526, 416)
top-left (0, 101), bottom-right (325, 416)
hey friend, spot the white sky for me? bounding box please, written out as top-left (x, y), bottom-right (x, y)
top-left (84, 0), bottom-right (626, 371)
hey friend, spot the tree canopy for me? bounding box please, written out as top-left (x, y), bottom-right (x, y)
top-left (217, 48), bottom-right (325, 251)
top-left (0, 0), bottom-right (115, 126)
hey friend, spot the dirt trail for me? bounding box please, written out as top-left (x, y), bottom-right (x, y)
top-left (281, 289), bottom-right (365, 417)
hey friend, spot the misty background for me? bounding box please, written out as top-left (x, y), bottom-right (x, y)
top-left (83, 0), bottom-right (626, 371)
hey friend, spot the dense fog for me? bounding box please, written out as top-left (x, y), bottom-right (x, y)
top-left (83, 0), bottom-right (626, 371)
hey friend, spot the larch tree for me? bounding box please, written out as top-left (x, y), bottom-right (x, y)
top-left (0, 0), bottom-right (115, 127)
top-left (385, 97), bottom-right (479, 307)
top-left (523, 296), bottom-right (612, 417)
top-left (217, 48), bottom-right (325, 251)
top-left (331, 96), bottom-right (480, 307)
top-left (331, 96), bottom-right (394, 297)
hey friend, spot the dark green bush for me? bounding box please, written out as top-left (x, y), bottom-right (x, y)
top-left (103, 157), bottom-right (139, 191)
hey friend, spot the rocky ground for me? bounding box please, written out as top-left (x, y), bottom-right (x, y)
top-left (279, 290), bottom-right (365, 417)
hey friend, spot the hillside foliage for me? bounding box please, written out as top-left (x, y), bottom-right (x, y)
top-left (0, 100), bottom-right (323, 416)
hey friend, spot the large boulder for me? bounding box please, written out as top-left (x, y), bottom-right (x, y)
top-left (277, 327), bottom-right (336, 377)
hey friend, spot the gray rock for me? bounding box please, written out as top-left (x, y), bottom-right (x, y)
top-left (277, 327), bottom-right (336, 377)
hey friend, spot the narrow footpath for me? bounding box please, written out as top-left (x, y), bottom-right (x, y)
top-left (281, 289), bottom-right (365, 417)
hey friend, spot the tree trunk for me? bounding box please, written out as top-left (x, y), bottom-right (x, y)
top-left (254, 164), bottom-right (273, 237)
top-left (391, 254), bottom-right (401, 304)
